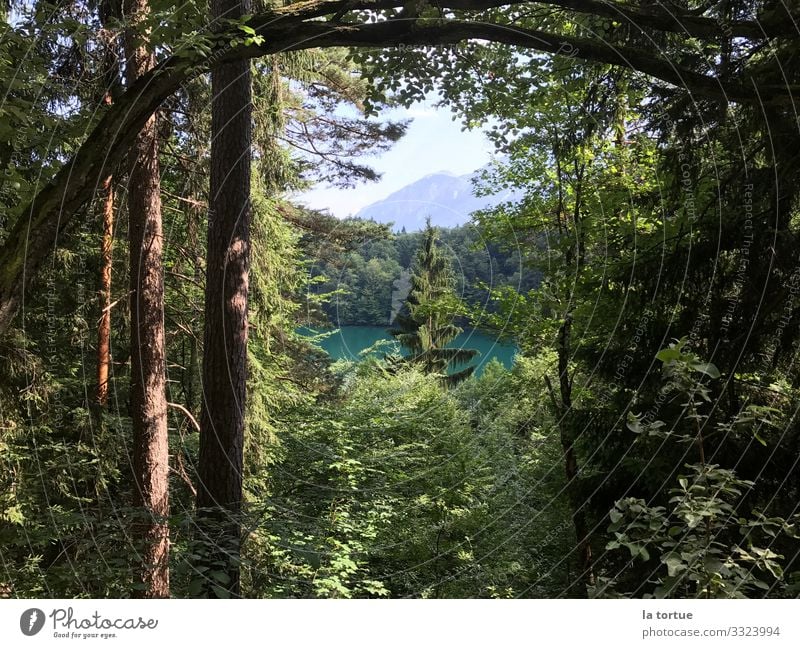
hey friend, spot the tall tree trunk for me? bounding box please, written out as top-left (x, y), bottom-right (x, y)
top-left (195, 0), bottom-right (252, 598)
top-left (545, 313), bottom-right (595, 597)
top-left (124, 0), bottom-right (170, 598)
top-left (96, 170), bottom-right (114, 406)
top-left (95, 0), bottom-right (119, 409)
top-left (184, 198), bottom-right (202, 413)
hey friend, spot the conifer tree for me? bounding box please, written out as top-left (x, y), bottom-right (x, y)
top-left (124, 0), bottom-right (170, 598)
top-left (195, 0), bottom-right (253, 598)
top-left (391, 221), bottom-right (478, 385)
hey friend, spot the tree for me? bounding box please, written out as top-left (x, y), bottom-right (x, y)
top-left (124, 0), bottom-right (170, 598)
top-left (159, 41), bottom-right (406, 597)
top-left (96, 0), bottom-right (119, 407)
top-left (602, 342), bottom-right (798, 598)
top-left (3, 0), bottom-right (800, 602)
top-left (1, 0), bottom-right (798, 334)
top-left (195, 0), bottom-right (254, 598)
top-left (439, 12), bottom-right (800, 598)
top-left (391, 222), bottom-right (478, 385)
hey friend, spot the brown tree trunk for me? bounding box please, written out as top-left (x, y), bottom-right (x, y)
top-left (195, 0), bottom-right (252, 598)
top-left (96, 170), bottom-right (114, 406)
top-left (183, 198), bottom-right (201, 412)
top-left (124, 0), bottom-right (170, 598)
top-left (95, 0), bottom-right (118, 410)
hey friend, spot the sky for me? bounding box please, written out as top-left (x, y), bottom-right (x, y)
top-left (295, 100), bottom-right (496, 219)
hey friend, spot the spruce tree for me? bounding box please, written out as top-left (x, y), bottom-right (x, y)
top-left (390, 221), bottom-right (478, 386)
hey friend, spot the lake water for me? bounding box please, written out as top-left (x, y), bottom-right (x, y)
top-left (301, 325), bottom-right (516, 377)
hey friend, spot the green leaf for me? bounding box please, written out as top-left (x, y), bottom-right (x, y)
top-left (656, 348), bottom-right (681, 363)
top-left (210, 570), bottom-right (231, 585)
top-left (691, 362), bottom-right (720, 378)
top-left (188, 579), bottom-right (204, 596)
top-left (663, 554), bottom-right (685, 577)
top-left (626, 415), bottom-right (642, 434)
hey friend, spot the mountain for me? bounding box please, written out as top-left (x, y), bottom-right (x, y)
top-left (355, 168), bottom-right (520, 231)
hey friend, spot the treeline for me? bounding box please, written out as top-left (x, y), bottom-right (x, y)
top-left (310, 224), bottom-right (541, 326)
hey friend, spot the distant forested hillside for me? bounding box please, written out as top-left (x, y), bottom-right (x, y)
top-left (310, 223), bottom-right (541, 327)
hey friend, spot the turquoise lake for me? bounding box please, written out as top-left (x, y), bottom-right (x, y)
top-left (301, 325), bottom-right (517, 376)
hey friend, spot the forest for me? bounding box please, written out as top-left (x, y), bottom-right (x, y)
top-left (312, 224), bottom-right (539, 326)
top-left (1, 0), bottom-right (799, 601)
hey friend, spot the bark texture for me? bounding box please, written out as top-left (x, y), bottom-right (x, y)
top-left (125, 0), bottom-right (170, 598)
top-left (96, 172), bottom-right (114, 406)
top-left (96, 0), bottom-right (118, 408)
top-left (196, 0), bottom-right (253, 598)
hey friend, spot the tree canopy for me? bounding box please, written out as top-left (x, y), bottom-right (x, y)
top-left (2, 0), bottom-right (798, 331)
top-left (2, 0), bottom-right (800, 603)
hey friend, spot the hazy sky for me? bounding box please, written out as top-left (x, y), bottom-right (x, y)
top-left (296, 100), bottom-right (496, 219)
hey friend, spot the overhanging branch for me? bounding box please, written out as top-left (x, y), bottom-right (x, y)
top-left (265, 0), bottom-right (794, 39)
top-left (240, 19), bottom-right (786, 104)
top-left (0, 10), bottom-right (796, 333)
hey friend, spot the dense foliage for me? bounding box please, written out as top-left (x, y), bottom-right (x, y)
top-left (2, 0), bottom-right (800, 600)
top-left (311, 222), bottom-right (539, 327)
